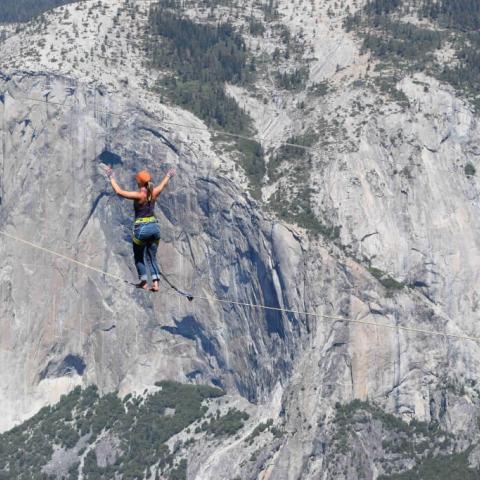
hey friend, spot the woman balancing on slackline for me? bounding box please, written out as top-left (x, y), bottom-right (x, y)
top-left (106, 166), bottom-right (176, 292)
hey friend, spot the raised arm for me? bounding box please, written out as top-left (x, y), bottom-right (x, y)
top-left (153, 168), bottom-right (176, 199)
top-left (106, 167), bottom-right (144, 201)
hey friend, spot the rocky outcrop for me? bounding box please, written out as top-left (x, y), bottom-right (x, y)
top-left (0, 71), bottom-right (306, 429)
top-left (1, 0), bottom-right (480, 478)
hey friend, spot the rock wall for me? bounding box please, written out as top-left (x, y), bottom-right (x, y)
top-left (1, 0), bottom-right (480, 477)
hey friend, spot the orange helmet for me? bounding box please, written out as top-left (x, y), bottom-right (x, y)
top-left (135, 170), bottom-right (151, 185)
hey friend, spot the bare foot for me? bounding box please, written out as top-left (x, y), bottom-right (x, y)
top-left (150, 280), bottom-right (159, 292)
top-left (135, 280), bottom-right (148, 290)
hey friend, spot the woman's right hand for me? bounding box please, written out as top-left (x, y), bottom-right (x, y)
top-left (166, 167), bottom-right (176, 179)
top-left (105, 165), bottom-right (114, 179)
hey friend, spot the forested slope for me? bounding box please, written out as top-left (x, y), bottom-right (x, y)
top-left (0, 0), bottom-right (80, 23)
top-left (1, 0), bottom-right (480, 479)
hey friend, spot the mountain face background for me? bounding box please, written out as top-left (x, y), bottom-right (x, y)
top-left (1, 0), bottom-right (480, 478)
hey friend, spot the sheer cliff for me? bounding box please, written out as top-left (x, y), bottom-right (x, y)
top-left (1, 0), bottom-right (480, 479)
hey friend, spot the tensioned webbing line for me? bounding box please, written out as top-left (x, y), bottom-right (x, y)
top-left (7, 94), bottom-right (329, 153)
top-left (1, 229), bottom-right (479, 343)
top-left (0, 230), bottom-right (129, 284)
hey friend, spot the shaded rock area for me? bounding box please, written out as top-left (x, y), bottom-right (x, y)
top-left (1, 68), bottom-right (479, 480)
top-left (0, 0), bottom-right (480, 478)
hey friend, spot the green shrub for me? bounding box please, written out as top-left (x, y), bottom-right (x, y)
top-left (368, 267), bottom-right (405, 291)
top-left (57, 425), bottom-right (80, 449)
top-left (275, 67), bottom-right (309, 91)
top-left (249, 19), bottom-right (265, 36)
top-left (267, 130), bottom-right (318, 181)
top-left (465, 162), bottom-right (476, 177)
top-left (204, 408), bottom-right (249, 437)
top-left (270, 426), bottom-right (284, 438)
top-left (245, 419), bottom-right (274, 444)
top-left (379, 449), bottom-right (479, 479)
top-left (225, 138), bottom-right (265, 199)
top-left (269, 187), bottom-right (341, 239)
top-left (169, 459), bottom-right (187, 480)
top-left (309, 81), bottom-right (331, 96)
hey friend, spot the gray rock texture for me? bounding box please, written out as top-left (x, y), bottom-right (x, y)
top-left (1, 0), bottom-right (480, 478)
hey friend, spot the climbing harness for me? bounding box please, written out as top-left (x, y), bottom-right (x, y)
top-left (134, 216), bottom-right (157, 224)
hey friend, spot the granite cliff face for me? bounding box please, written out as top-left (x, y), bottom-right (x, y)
top-left (1, 0), bottom-right (480, 478)
top-left (0, 71), bottom-right (308, 423)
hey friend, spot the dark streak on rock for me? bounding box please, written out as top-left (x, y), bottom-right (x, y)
top-left (140, 126), bottom-right (180, 155)
top-left (101, 325), bottom-right (116, 332)
top-left (440, 132), bottom-right (451, 144)
top-left (360, 231), bottom-right (379, 242)
top-left (77, 192), bottom-right (109, 240)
